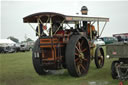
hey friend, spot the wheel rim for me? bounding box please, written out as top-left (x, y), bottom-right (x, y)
top-left (75, 38), bottom-right (89, 75)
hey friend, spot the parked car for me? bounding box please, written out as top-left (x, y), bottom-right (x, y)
top-left (20, 44), bottom-right (27, 52)
top-left (94, 39), bottom-right (105, 46)
top-left (19, 43), bottom-right (31, 52)
top-left (100, 37), bottom-right (118, 44)
top-left (0, 45), bottom-right (16, 53)
top-left (0, 47), bottom-right (5, 53)
top-left (0, 39), bottom-right (17, 53)
top-left (15, 43), bottom-right (21, 52)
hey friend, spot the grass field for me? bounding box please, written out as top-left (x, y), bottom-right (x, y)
top-left (0, 52), bottom-right (127, 85)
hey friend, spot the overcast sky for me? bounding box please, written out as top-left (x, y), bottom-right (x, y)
top-left (1, 0), bottom-right (128, 41)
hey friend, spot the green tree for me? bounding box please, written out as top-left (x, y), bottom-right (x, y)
top-left (26, 38), bottom-right (33, 42)
top-left (7, 36), bottom-right (19, 43)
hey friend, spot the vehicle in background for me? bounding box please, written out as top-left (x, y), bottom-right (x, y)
top-left (0, 47), bottom-right (4, 53)
top-left (114, 35), bottom-right (128, 42)
top-left (93, 38), bottom-right (105, 46)
top-left (0, 39), bottom-right (16, 53)
top-left (100, 37), bottom-right (118, 44)
top-left (0, 44), bottom-right (16, 53)
top-left (113, 33), bottom-right (128, 42)
top-left (19, 44), bottom-right (26, 52)
top-left (20, 43), bottom-right (31, 52)
top-left (106, 42), bottom-right (128, 80)
top-left (0, 39), bottom-right (34, 53)
top-left (15, 43), bottom-right (21, 52)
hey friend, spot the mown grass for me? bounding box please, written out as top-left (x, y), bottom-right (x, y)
top-left (0, 52), bottom-right (127, 85)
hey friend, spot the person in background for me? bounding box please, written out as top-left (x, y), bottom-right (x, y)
top-left (36, 22), bottom-right (46, 36)
top-left (52, 22), bottom-right (61, 34)
top-left (36, 23), bottom-right (43, 36)
top-left (81, 6), bottom-right (88, 32)
top-left (87, 24), bottom-right (97, 39)
top-left (81, 6), bottom-right (97, 39)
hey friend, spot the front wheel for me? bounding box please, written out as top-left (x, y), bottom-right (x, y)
top-left (95, 46), bottom-right (105, 68)
top-left (66, 35), bottom-right (90, 77)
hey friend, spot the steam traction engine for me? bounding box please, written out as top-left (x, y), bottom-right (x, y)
top-left (23, 12), bottom-right (109, 77)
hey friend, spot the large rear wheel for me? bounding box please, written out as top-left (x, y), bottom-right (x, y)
top-left (32, 39), bottom-right (48, 75)
top-left (66, 35), bottom-right (90, 77)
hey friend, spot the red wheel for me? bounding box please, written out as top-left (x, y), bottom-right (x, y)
top-left (66, 35), bottom-right (90, 77)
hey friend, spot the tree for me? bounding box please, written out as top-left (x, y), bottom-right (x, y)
top-left (7, 36), bottom-right (19, 43)
top-left (26, 38), bottom-right (33, 42)
top-left (21, 38), bottom-right (33, 44)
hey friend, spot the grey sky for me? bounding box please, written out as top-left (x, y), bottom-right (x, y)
top-left (1, 0), bottom-right (128, 41)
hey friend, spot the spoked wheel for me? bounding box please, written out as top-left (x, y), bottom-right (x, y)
top-left (95, 46), bottom-right (105, 68)
top-left (32, 39), bottom-right (48, 75)
top-left (66, 35), bottom-right (90, 77)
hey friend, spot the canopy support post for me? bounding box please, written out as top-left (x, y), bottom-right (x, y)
top-left (89, 21), bottom-right (92, 40)
top-left (50, 17), bottom-right (53, 37)
top-left (39, 18), bottom-right (43, 25)
top-left (54, 19), bottom-right (65, 35)
top-left (91, 21), bottom-right (96, 25)
top-left (99, 22), bottom-right (107, 37)
top-left (28, 23), bottom-right (40, 36)
top-left (97, 21), bottom-right (99, 38)
top-left (37, 18), bottom-right (40, 37)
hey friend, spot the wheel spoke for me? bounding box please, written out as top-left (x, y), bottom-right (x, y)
top-left (80, 40), bottom-right (84, 48)
top-left (82, 58), bottom-right (88, 61)
top-left (100, 55), bottom-right (103, 60)
top-left (75, 46), bottom-right (81, 53)
top-left (100, 56), bottom-right (103, 63)
top-left (77, 64), bottom-right (81, 74)
top-left (82, 48), bottom-right (87, 52)
top-left (99, 59), bottom-right (102, 65)
top-left (80, 64), bottom-right (86, 72)
top-left (78, 41), bottom-right (81, 50)
top-left (98, 56), bottom-right (103, 65)
top-left (75, 53), bottom-right (79, 56)
top-left (98, 50), bottom-right (101, 56)
top-left (75, 58), bottom-right (79, 62)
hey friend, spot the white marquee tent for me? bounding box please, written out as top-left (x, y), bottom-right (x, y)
top-left (0, 39), bottom-right (16, 47)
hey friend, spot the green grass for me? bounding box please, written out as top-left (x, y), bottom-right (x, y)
top-left (0, 52), bottom-right (128, 85)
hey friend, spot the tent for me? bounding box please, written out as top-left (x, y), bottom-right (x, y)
top-left (0, 39), bottom-right (16, 47)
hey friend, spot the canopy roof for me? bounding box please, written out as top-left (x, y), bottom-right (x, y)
top-left (0, 39), bottom-right (16, 44)
top-left (23, 12), bottom-right (109, 23)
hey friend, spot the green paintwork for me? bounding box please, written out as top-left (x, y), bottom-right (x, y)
top-left (106, 42), bottom-right (128, 58)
